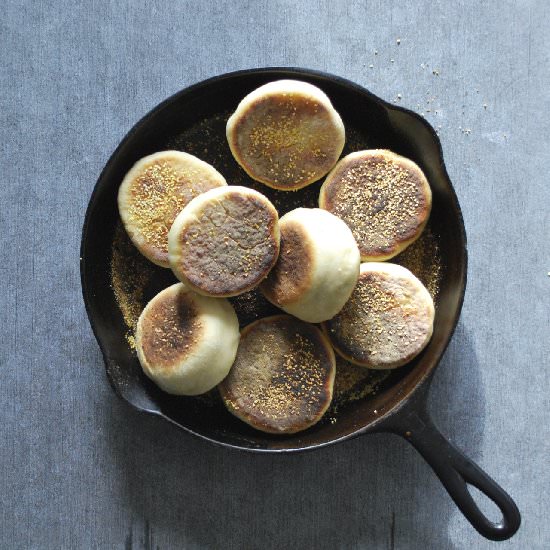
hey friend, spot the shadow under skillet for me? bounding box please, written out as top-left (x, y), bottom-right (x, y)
top-left (110, 109), bottom-right (443, 443)
top-left (101, 319), bottom-right (484, 550)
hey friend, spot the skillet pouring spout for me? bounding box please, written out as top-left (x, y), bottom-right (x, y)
top-left (381, 385), bottom-right (521, 541)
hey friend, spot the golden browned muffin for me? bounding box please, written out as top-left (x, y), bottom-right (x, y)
top-left (226, 80), bottom-right (345, 190)
top-left (319, 149), bottom-right (431, 261)
top-left (135, 283), bottom-right (240, 395)
top-left (168, 186), bottom-right (280, 297)
top-left (219, 315), bottom-right (336, 434)
top-left (260, 207), bottom-right (360, 323)
top-left (323, 263), bottom-right (435, 369)
top-left (117, 151), bottom-right (227, 267)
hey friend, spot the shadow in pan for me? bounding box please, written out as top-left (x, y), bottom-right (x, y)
top-left (104, 321), bottom-right (485, 550)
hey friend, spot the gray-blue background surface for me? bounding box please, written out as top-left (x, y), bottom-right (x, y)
top-left (1, 1), bottom-right (548, 548)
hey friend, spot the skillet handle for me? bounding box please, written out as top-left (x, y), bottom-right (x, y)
top-left (388, 406), bottom-right (521, 541)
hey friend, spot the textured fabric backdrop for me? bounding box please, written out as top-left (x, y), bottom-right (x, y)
top-left (1, 0), bottom-right (548, 548)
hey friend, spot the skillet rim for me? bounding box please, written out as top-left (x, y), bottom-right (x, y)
top-left (80, 66), bottom-right (468, 453)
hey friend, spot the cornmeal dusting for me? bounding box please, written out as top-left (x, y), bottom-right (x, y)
top-left (125, 159), bottom-right (222, 256)
top-left (220, 318), bottom-right (334, 431)
top-left (328, 358), bottom-right (392, 417)
top-left (326, 268), bottom-right (434, 368)
top-left (111, 222), bottom-right (177, 348)
top-left (111, 224), bottom-right (156, 335)
top-left (234, 94), bottom-right (342, 188)
top-left (339, 278), bottom-right (405, 356)
top-left (127, 162), bottom-right (187, 252)
top-left (324, 153), bottom-right (429, 257)
top-left (246, 102), bottom-right (323, 185)
top-left (394, 227), bottom-right (441, 299)
top-left (247, 333), bottom-right (325, 420)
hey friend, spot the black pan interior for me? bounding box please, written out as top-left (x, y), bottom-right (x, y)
top-left (81, 68), bottom-right (466, 452)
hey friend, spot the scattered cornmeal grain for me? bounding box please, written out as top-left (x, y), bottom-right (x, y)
top-left (111, 224), bottom-right (156, 332)
top-left (393, 226), bottom-right (441, 300)
top-left (128, 162), bottom-right (181, 250)
top-left (327, 357), bottom-right (391, 420)
top-left (126, 334), bottom-right (136, 351)
top-left (333, 356), bottom-right (391, 400)
top-left (110, 223), bottom-right (177, 348)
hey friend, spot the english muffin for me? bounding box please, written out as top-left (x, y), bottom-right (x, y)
top-left (135, 283), bottom-right (239, 395)
top-left (226, 80), bottom-right (345, 190)
top-left (219, 315), bottom-right (336, 434)
top-left (260, 208), bottom-right (360, 323)
top-left (118, 151), bottom-right (227, 267)
top-left (319, 149), bottom-right (432, 261)
top-left (168, 186), bottom-right (280, 297)
top-left (323, 263), bottom-right (435, 369)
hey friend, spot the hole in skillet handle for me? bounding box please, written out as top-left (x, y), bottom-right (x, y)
top-left (384, 384), bottom-right (521, 541)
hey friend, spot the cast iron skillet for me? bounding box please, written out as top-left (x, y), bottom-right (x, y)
top-left (81, 68), bottom-right (520, 541)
